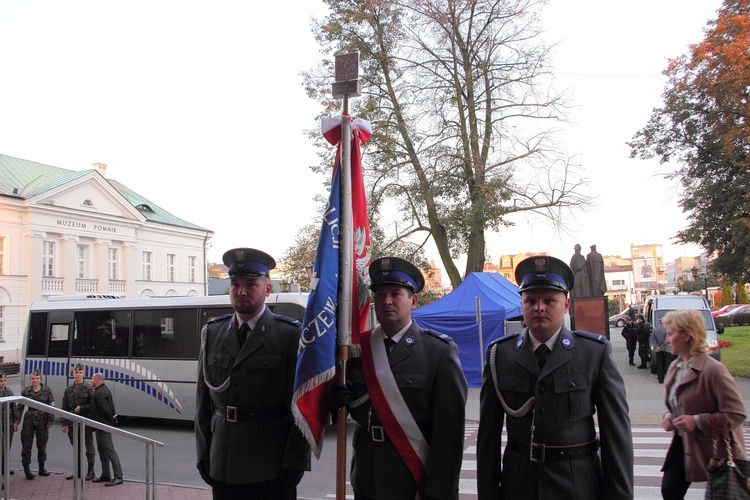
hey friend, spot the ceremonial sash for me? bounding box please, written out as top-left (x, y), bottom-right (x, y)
top-left (360, 328), bottom-right (429, 498)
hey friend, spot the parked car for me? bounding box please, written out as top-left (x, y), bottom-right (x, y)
top-left (711, 304), bottom-right (743, 317)
top-left (609, 305), bottom-right (643, 327)
top-left (714, 304), bottom-right (750, 326)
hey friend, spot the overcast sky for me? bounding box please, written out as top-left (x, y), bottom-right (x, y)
top-left (0, 0), bottom-right (724, 278)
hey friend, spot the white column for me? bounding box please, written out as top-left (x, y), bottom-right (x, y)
top-left (61, 235), bottom-right (79, 295)
top-left (24, 231), bottom-right (47, 303)
top-left (95, 239), bottom-right (112, 293)
top-left (123, 243), bottom-right (138, 298)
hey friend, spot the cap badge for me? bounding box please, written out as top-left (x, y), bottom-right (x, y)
top-left (380, 257), bottom-right (392, 273)
top-left (234, 248), bottom-right (247, 261)
top-left (532, 257), bottom-right (548, 272)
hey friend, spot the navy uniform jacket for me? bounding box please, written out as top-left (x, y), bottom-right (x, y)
top-left (477, 327), bottom-right (633, 499)
top-left (347, 321), bottom-right (468, 499)
top-left (195, 308), bottom-right (310, 485)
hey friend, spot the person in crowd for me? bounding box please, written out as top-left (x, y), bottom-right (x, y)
top-left (650, 318), bottom-right (675, 384)
top-left (635, 314), bottom-right (651, 369)
top-left (0, 371), bottom-right (19, 477)
top-left (330, 256), bottom-right (468, 499)
top-left (60, 363), bottom-right (96, 480)
top-left (477, 255), bottom-right (633, 499)
top-left (621, 315), bottom-right (638, 366)
top-left (89, 373), bottom-right (123, 487)
top-left (660, 309), bottom-right (747, 499)
top-left (15, 369), bottom-right (55, 480)
top-left (195, 247), bottom-right (310, 499)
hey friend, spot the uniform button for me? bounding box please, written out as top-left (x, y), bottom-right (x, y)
top-left (570, 382), bottom-right (576, 388)
top-left (539, 408), bottom-right (546, 414)
top-left (406, 380), bottom-right (413, 385)
top-left (538, 386), bottom-right (545, 393)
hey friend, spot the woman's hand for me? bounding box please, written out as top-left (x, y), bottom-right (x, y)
top-left (672, 415), bottom-right (697, 432)
top-left (661, 413), bottom-right (675, 432)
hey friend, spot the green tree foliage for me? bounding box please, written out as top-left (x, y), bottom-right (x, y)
top-left (629, 0), bottom-right (750, 281)
top-left (305, 0), bottom-right (588, 287)
top-left (737, 281), bottom-right (749, 304)
top-left (721, 277), bottom-right (734, 306)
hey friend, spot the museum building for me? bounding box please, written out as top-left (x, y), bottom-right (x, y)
top-left (0, 153), bottom-right (213, 363)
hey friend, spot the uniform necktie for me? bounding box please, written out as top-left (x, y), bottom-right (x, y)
top-left (535, 344), bottom-right (550, 369)
top-left (238, 323), bottom-right (249, 347)
top-left (384, 338), bottom-right (396, 355)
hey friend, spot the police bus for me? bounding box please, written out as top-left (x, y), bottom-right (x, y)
top-left (22, 293), bottom-right (308, 421)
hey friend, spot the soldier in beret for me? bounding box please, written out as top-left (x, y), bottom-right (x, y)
top-left (477, 255), bottom-right (633, 499)
top-left (332, 256), bottom-right (468, 499)
top-left (195, 248), bottom-right (310, 499)
top-left (61, 363), bottom-right (96, 480)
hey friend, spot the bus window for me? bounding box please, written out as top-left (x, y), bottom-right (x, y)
top-left (201, 307), bottom-right (233, 325)
top-left (49, 324), bottom-right (70, 358)
top-left (72, 311), bottom-right (130, 357)
top-left (27, 312), bottom-right (49, 356)
top-left (133, 308), bottom-right (199, 359)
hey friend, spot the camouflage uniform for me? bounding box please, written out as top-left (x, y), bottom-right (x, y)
top-left (16, 384), bottom-right (55, 467)
top-left (0, 386), bottom-right (18, 471)
top-left (61, 381), bottom-right (96, 471)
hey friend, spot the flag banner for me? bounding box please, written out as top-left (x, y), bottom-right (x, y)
top-left (292, 115), bottom-right (372, 457)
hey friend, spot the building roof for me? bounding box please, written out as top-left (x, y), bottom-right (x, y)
top-left (0, 153), bottom-right (210, 232)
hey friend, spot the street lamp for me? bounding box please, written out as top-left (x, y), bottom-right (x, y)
top-left (691, 266), bottom-right (710, 306)
top-left (305, 261), bottom-right (314, 280)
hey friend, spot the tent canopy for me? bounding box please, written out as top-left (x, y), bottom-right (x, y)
top-left (412, 272), bottom-right (523, 387)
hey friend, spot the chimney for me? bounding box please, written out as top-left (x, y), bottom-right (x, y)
top-left (93, 163), bottom-right (107, 177)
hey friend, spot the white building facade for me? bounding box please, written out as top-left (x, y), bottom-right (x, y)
top-left (0, 155), bottom-right (213, 363)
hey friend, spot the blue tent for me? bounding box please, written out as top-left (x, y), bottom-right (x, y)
top-left (412, 272), bottom-right (522, 387)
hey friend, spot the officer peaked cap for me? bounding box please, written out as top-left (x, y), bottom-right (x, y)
top-left (515, 255), bottom-right (574, 294)
top-left (223, 247), bottom-right (276, 279)
top-left (369, 257), bottom-right (425, 293)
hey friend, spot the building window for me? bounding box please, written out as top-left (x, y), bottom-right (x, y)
top-left (77, 245), bottom-right (87, 279)
top-left (109, 248), bottom-right (119, 280)
top-left (188, 256), bottom-right (196, 283)
top-left (43, 241), bottom-right (55, 277)
top-left (0, 236), bottom-right (5, 275)
top-left (167, 254), bottom-right (176, 282)
top-left (142, 252), bottom-right (152, 281)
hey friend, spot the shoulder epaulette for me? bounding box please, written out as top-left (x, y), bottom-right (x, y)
top-left (274, 314), bottom-right (301, 326)
top-left (424, 329), bottom-right (453, 343)
top-left (489, 332), bottom-right (520, 347)
top-left (206, 313), bottom-right (232, 325)
top-left (573, 330), bottom-right (608, 343)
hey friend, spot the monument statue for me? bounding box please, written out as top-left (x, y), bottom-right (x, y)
top-left (586, 244), bottom-right (607, 296)
top-left (569, 244), bottom-right (591, 298)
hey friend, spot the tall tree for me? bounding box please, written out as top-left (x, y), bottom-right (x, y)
top-left (305, 0), bottom-right (587, 287)
top-left (630, 0), bottom-right (750, 282)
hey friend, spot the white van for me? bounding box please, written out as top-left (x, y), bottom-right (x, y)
top-left (643, 295), bottom-right (724, 363)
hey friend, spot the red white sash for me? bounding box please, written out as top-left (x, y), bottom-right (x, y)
top-left (360, 327), bottom-right (428, 498)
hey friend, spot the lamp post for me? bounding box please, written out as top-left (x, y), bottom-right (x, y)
top-left (691, 266), bottom-right (710, 306)
top-left (305, 261), bottom-right (314, 291)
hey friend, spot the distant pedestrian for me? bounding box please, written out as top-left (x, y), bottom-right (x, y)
top-left (0, 372), bottom-right (19, 477)
top-left (60, 364), bottom-right (96, 480)
top-left (650, 319), bottom-right (675, 384)
top-left (89, 373), bottom-right (123, 487)
top-left (15, 369), bottom-right (55, 480)
top-left (621, 316), bottom-right (637, 366)
top-left (635, 314), bottom-right (650, 369)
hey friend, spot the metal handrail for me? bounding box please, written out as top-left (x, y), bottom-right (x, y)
top-left (0, 395), bottom-right (164, 500)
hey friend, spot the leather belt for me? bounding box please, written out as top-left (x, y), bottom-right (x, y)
top-left (507, 438), bottom-right (599, 463)
top-left (368, 407), bottom-right (388, 443)
top-left (213, 405), bottom-right (287, 423)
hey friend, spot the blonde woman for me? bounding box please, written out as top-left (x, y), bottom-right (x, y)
top-left (660, 309), bottom-right (747, 499)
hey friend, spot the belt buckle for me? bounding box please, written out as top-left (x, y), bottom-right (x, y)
top-left (371, 425), bottom-right (385, 442)
top-left (226, 406), bottom-right (237, 423)
top-left (530, 443), bottom-right (545, 463)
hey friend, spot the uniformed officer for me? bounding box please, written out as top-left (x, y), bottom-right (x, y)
top-left (332, 256), bottom-right (468, 499)
top-left (195, 247), bottom-right (310, 499)
top-left (0, 371), bottom-right (19, 477)
top-left (15, 369), bottom-right (55, 480)
top-left (477, 255), bottom-right (633, 499)
top-left (60, 363), bottom-right (96, 480)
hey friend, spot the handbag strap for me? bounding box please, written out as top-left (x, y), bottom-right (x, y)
top-left (709, 413), bottom-right (736, 463)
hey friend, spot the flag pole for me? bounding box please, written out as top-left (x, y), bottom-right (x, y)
top-left (335, 93), bottom-right (353, 500)
top-left (331, 53), bottom-right (361, 500)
